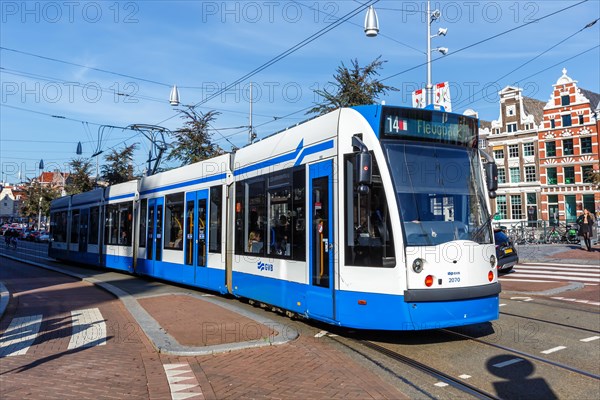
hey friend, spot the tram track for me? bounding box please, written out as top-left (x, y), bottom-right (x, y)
top-left (499, 310), bottom-right (600, 335)
top-left (329, 335), bottom-right (500, 400)
top-left (441, 328), bottom-right (600, 380)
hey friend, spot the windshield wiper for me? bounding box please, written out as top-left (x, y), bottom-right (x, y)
top-left (471, 212), bottom-right (498, 242)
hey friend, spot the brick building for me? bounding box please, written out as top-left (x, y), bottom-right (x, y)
top-left (480, 86), bottom-right (545, 224)
top-left (538, 68), bottom-right (599, 224)
top-left (480, 68), bottom-right (599, 226)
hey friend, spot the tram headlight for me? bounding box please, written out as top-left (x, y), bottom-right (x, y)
top-left (412, 258), bottom-right (424, 273)
top-left (489, 254), bottom-right (497, 268)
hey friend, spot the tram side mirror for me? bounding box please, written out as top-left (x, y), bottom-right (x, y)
top-left (355, 151), bottom-right (372, 194)
top-left (485, 162), bottom-right (498, 196)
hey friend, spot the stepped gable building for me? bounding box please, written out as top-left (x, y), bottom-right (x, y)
top-left (538, 68), bottom-right (599, 224)
top-left (480, 86), bottom-right (545, 224)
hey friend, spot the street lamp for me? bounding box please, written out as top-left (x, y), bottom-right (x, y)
top-left (37, 159), bottom-right (43, 231)
top-left (364, 0), bottom-right (448, 107)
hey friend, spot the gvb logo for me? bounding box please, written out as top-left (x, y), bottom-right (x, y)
top-left (257, 261), bottom-right (274, 272)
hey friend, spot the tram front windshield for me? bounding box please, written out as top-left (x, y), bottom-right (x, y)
top-left (384, 142), bottom-right (492, 246)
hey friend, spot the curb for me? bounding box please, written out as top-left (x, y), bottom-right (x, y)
top-left (0, 253), bottom-right (298, 355)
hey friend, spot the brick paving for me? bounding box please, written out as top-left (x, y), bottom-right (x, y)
top-left (0, 261), bottom-right (167, 399)
top-left (1, 258), bottom-right (408, 399)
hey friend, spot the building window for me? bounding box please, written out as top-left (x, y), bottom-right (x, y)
top-left (523, 142), bottom-right (535, 156)
top-left (506, 105), bottom-right (515, 116)
top-left (564, 166), bottom-right (575, 184)
top-left (581, 137), bottom-right (592, 154)
top-left (550, 119), bottom-right (555, 129)
top-left (498, 168), bottom-right (506, 184)
top-left (494, 149), bottom-right (504, 159)
top-left (493, 128), bottom-right (501, 135)
top-left (561, 95), bottom-right (570, 106)
top-left (561, 114), bottom-right (572, 127)
top-left (508, 144), bottom-right (519, 158)
top-left (546, 141), bottom-right (556, 157)
top-left (525, 166), bottom-right (536, 182)
top-left (563, 139), bottom-right (574, 156)
top-left (547, 167), bottom-right (557, 185)
top-left (507, 123), bottom-right (517, 133)
top-left (578, 115), bottom-right (584, 125)
top-left (511, 196), bottom-right (523, 220)
top-left (496, 195), bottom-right (507, 219)
top-left (510, 167), bottom-right (521, 183)
top-left (582, 165), bottom-right (594, 183)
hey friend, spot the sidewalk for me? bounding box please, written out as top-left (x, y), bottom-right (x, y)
top-left (0, 254), bottom-right (409, 399)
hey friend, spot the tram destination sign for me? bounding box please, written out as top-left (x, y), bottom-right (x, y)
top-left (380, 106), bottom-right (478, 147)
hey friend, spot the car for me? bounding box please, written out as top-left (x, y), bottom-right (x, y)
top-left (494, 228), bottom-right (519, 273)
top-left (37, 232), bottom-right (50, 242)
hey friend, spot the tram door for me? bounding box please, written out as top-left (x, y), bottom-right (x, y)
top-left (184, 190), bottom-right (208, 285)
top-left (307, 160), bottom-right (335, 321)
top-left (146, 197), bottom-right (164, 276)
top-left (78, 209), bottom-right (89, 253)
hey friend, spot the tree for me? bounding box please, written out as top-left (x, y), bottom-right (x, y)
top-left (101, 143), bottom-right (138, 185)
top-left (586, 169), bottom-right (600, 189)
top-left (167, 108), bottom-right (223, 166)
top-left (65, 158), bottom-right (94, 195)
top-left (20, 179), bottom-right (61, 222)
top-left (308, 56), bottom-right (398, 116)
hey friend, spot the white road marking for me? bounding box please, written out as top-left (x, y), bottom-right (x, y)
top-left (580, 336), bottom-right (600, 342)
top-left (510, 297), bottom-right (533, 302)
top-left (541, 346), bottom-right (566, 354)
top-left (163, 363), bottom-right (204, 400)
top-left (68, 308), bottom-right (106, 349)
top-left (0, 315), bottom-right (43, 357)
top-left (493, 358), bottom-right (524, 368)
top-left (498, 278), bottom-right (555, 283)
top-left (314, 330), bottom-right (328, 338)
top-left (512, 269), bottom-right (600, 277)
top-left (459, 374), bottom-right (471, 379)
top-left (502, 273), bottom-right (599, 283)
top-left (520, 262), bottom-right (600, 269)
top-left (434, 382), bottom-right (448, 387)
top-left (499, 303), bottom-right (507, 307)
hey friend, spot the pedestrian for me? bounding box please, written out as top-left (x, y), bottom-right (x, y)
top-left (576, 208), bottom-right (595, 252)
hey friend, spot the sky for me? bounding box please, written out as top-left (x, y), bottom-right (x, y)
top-left (1, 0), bottom-right (599, 183)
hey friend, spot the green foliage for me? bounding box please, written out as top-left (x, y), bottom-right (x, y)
top-left (101, 143), bottom-right (138, 185)
top-left (20, 179), bottom-right (62, 219)
top-left (65, 158), bottom-right (94, 195)
top-left (308, 56), bottom-right (398, 116)
top-left (167, 108), bottom-right (224, 166)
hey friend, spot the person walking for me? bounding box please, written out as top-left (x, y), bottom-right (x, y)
top-left (577, 208), bottom-right (595, 252)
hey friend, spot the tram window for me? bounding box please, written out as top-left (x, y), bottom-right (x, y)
top-left (247, 180), bottom-right (266, 255)
top-left (104, 202), bottom-right (133, 246)
top-left (139, 199), bottom-right (147, 247)
top-left (105, 204), bottom-right (118, 245)
top-left (235, 182), bottom-right (245, 255)
top-left (164, 193), bottom-right (184, 250)
top-left (209, 186), bottom-right (222, 253)
top-left (51, 211), bottom-right (67, 242)
top-left (89, 206), bottom-right (99, 245)
top-left (268, 187), bottom-right (291, 257)
top-left (292, 167), bottom-right (306, 261)
top-left (70, 210), bottom-right (80, 244)
top-left (345, 154), bottom-right (395, 267)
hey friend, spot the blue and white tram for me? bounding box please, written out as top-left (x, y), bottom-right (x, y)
top-left (49, 104), bottom-right (500, 330)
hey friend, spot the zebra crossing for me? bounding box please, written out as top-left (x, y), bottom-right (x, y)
top-left (0, 307), bottom-right (107, 357)
top-left (499, 262), bottom-right (600, 285)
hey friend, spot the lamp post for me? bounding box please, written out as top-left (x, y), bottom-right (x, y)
top-left (37, 159), bottom-right (44, 231)
top-left (364, 1), bottom-right (448, 107)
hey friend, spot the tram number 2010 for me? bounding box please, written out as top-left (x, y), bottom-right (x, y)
top-left (449, 277), bottom-right (461, 283)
